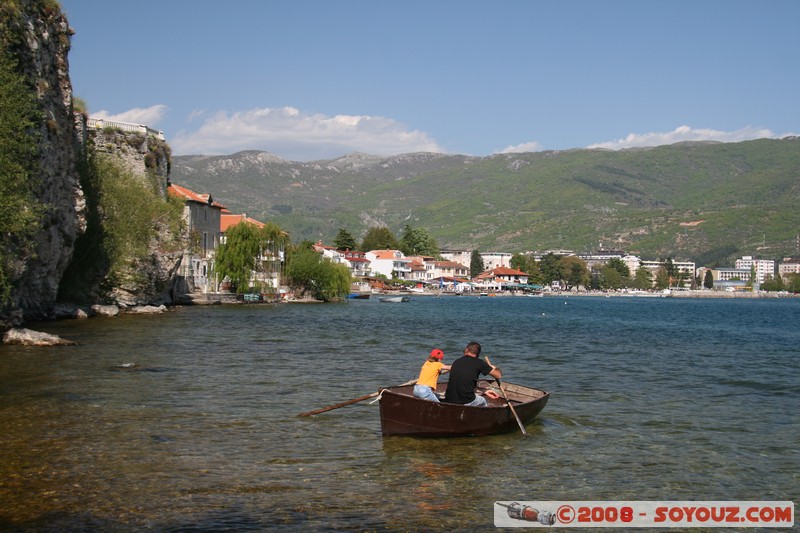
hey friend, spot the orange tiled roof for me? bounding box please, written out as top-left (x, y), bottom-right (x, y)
top-left (488, 266), bottom-right (527, 276)
top-left (167, 183), bottom-right (225, 208)
top-left (435, 260), bottom-right (468, 269)
top-left (220, 210), bottom-right (265, 232)
top-left (475, 266), bottom-right (528, 280)
top-left (370, 249), bottom-right (406, 260)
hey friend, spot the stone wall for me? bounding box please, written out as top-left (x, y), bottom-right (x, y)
top-left (84, 124), bottom-right (172, 198)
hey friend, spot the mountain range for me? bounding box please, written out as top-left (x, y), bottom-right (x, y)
top-left (170, 137), bottom-right (800, 266)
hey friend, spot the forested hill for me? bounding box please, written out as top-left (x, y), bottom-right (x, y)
top-left (171, 138), bottom-right (800, 265)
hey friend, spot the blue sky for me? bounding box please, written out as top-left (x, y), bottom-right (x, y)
top-left (61, 0), bottom-right (799, 161)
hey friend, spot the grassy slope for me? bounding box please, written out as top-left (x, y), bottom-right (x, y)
top-left (171, 138), bottom-right (800, 264)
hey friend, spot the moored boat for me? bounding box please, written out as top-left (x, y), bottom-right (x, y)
top-left (347, 293), bottom-right (370, 299)
top-left (379, 380), bottom-right (549, 437)
top-left (379, 295), bottom-right (410, 303)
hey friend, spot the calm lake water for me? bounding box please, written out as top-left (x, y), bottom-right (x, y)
top-left (1, 295), bottom-right (798, 531)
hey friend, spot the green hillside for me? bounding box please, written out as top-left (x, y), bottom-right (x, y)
top-left (171, 138), bottom-right (800, 265)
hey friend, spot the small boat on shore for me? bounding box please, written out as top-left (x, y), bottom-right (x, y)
top-left (379, 295), bottom-right (410, 303)
top-left (379, 380), bottom-right (549, 437)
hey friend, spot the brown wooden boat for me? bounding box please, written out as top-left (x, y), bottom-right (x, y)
top-left (378, 379), bottom-right (549, 437)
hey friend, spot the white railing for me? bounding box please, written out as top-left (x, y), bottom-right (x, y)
top-left (87, 117), bottom-right (165, 140)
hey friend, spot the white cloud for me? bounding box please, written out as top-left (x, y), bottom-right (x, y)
top-left (170, 106), bottom-right (444, 160)
top-left (497, 140), bottom-right (543, 154)
top-left (93, 104), bottom-right (168, 127)
top-left (587, 125), bottom-right (795, 150)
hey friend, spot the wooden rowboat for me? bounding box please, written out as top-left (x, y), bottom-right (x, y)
top-left (378, 380), bottom-right (549, 437)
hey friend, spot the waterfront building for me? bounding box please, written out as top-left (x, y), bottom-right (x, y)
top-left (439, 249), bottom-right (472, 267)
top-left (365, 250), bottom-right (412, 279)
top-left (405, 256), bottom-right (436, 282)
top-left (167, 183), bottom-right (224, 294)
top-left (639, 259), bottom-right (696, 288)
top-left (480, 252), bottom-right (513, 270)
top-left (734, 256), bottom-right (775, 284)
top-left (473, 266), bottom-right (529, 288)
top-left (778, 257), bottom-right (800, 280)
top-left (579, 249), bottom-right (625, 270)
top-left (432, 260), bottom-right (470, 280)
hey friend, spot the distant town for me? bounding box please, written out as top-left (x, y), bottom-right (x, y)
top-left (169, 179), bottom-right (800, 299)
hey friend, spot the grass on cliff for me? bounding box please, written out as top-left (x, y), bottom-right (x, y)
top-left (59, 154), bottom-right (185, 303)
top-left (0, 46), bottom-right (44, 306)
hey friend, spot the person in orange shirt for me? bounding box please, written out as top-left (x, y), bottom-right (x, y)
top-left (413, 348), bottom-right (451, 402)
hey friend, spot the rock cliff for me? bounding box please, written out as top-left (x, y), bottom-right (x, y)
top-left (3, 1), bottom-right (85, 322)
top-left (2, 1), bottom-right (181, 326)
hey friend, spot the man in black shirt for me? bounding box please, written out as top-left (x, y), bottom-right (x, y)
top-left (444, 341), bottom-right (502, 406)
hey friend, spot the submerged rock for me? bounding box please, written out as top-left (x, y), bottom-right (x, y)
top-left (125, 305), bottom-right (167, 314)
top-left (2, 328), bottom-right (77, 346)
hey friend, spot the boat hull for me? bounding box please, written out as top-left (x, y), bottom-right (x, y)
top-left (379, 296), bottom-right (410, 302)
top-left (379, 381), bottom-right (549, 437)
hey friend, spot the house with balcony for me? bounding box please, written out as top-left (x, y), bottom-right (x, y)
top-left (342, 250), bottom-right (371, 278)
top-left (473, 266), bottom-right (529, 291)
top-left (222, 211), bottom-right (286, 293)
top-left (405, 255), bottom-right (437, 282)
top-left (365, 250), bottom-right (411, 279)
top-left (433, 260), bottom-right (470, 280)
top-left (167, 183), bottom-right (224, 294)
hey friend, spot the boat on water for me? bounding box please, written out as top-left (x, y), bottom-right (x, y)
top-left (347, 293), bottom-right (370, 299)
top-left (379, 295), bottom-right (410, 303)
top-left (379, 380), bottom-right (549, 437)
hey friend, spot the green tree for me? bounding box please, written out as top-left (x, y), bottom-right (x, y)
top-left (598, 264), bottom-right (624, 289)
top-left (631, 265), bottom-right (653, 289)
top-left (399, 224), bottom-right (440, 257)
top-left (662, 257), bottom-right (678, 287)
top-left (654, 267), bottom-right (670, 290)
top-left (285, 247), bottom-right (351, 301)
top-left (510, 253), bottom-right (542, 285)
top-left (607, 257), bottom-right (630, 278)
top-left (510, 253), bottom-right (526, 272)
top-left (360, 226), bottom-right (398, 252)
top-left (214, 221), bottom-right (288, 293)
top-left (539, 253), bottom-right (562, 285)
top-left (561, 256), bottom-right (590, 289)
top-left (760, 274), bottom-right (783, 292)
top-left (703, 270), bottom-right (714, 289)
top-left (784, 273), bottom-right (800, 293)
top-left (333, 228), bottom-right (357, 251)
top-left (470, 249), bottom-right (484, 278)
top-left (0, 46), bottom-right (43, 303)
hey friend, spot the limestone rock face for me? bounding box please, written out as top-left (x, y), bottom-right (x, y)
top-left (7, 2), bottom-right (85, 320)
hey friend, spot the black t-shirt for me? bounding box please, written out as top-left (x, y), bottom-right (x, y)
top-left (444, 355), bottom-right (493, 404)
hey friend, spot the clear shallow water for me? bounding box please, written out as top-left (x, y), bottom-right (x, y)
top-left (1, 296), bottom-right (798, 531)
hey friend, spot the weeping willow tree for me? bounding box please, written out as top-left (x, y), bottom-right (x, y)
top-left (285, 247), bottom-right (351, 302)
top-left (214, 221), bottom-right (289, 293)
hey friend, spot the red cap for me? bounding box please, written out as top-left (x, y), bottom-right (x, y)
top-left (430, 348), bottom-right (444, 360)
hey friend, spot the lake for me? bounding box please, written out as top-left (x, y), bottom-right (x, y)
top-left (1, 295), bottom-right (798, 531)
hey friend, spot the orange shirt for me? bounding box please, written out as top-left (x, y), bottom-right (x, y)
top-left (416, 360), bottom-right (444, 388)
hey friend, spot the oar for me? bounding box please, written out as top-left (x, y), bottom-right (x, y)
top-left (297, 379), bottom-right (417, 417)
top-left (485, 357), bottom-right (527, 435)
